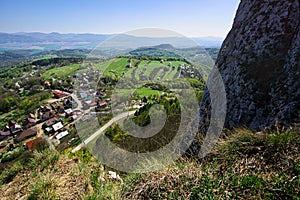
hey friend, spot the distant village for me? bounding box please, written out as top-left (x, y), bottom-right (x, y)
top-left (0, 71), bottom-right (113, 155)
top-left (0, 58), bottom-right (201, 162)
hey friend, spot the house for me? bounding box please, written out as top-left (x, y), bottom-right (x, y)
top-left (40, 111), bottom-right (55, 122)
top-left (52, 122), bottom-right (63, 132)
top-left (142, 96), bottom-right (148, 103)
top-left (80, 92), bottom-right (88, 99)
top-left (55, 130), bottom-right (69, 140)
top-left (0, 131), bottom-right (10, 141)
top-left (85, 98), bottom-right (98, 107)
top-left (56, 106), bottom-right (65, 114)
top-left (43, 80), bottom-right (51, 88)
top-left (14, 128), bottom-right (38, 143)
top-left (42, 118), bottom-right (57, 135)
top-left (64, 99), bottom-right (73, 108)
top-left (126, 63), bottom-right (131, 68)
top-left (42, 117), bottom-right (58, 129)
top-left (25, 137), bottom-right (46, 150)
top-left (65, 108), bottom-right (73, 116)
top-left (45, 105), bottom-right (52, 111)
top-left (70, 115), bottom-right (78, 121)
top-left (7, 120), bottom-right (23, 135)
top-left (44, 127), bottom-right (54, 135)
top-left (98, 101), bottom-right (107, 108)
top-left (28, 113), bottom-right (35, 119)
top-left (10, 124), bottom-right (23, 135)
top-left (83, 77), bottom-right (89, 84)
top-left (58, 114), bottom-right (65, 121)
top-left (74, 73), bottom-right (80, 78)
top-left (53, 90), bottom-right (67, 98)
top-left (22, 117), bottom-right (37, 129)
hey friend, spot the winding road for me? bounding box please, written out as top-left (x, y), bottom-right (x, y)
top-left (71, 110), bottom-right (135, 153)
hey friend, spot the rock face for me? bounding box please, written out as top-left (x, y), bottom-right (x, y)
top-left (200, 0), bottom-right (300, 130)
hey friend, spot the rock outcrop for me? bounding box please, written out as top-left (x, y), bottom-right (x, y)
top-left (200, 0), bottom-right (300, 130)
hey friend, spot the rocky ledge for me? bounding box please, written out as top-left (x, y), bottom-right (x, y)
top-left (200, 0), bottom-right (300, 131)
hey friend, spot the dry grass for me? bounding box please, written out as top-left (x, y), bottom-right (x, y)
top-left (122, 128), bottom-right (300, 199)
top-left (0, 147), bottom-right (123, 200)
top-left (0, 128), bottom-right (299, 199)
top-left (0, 152), bottom-right (89, 199)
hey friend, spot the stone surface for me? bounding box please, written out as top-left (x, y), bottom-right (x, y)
top-left (200, 0), bottom-right (300, 130)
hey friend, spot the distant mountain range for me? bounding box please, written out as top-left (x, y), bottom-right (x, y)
top-left (0, 32), bottom-right (223, 51)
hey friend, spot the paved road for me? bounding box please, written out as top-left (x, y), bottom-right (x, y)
top-left (71, 111), bottom-right (135, 153)
top-left (71, 93), bottom-right (83, 111)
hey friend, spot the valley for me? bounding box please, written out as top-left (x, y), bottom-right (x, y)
top-left (1, 0), bottom-right (300, 198)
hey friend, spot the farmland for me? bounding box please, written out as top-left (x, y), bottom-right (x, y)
top-left (41, 63), bottom-right (81, 79)
top-left (101, 57), bottom-right (204, 103)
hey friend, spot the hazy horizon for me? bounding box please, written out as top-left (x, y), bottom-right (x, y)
top-left (0, 31), bottom-right (225, 40)
top-left (0, 0), bottom-right (240, 38)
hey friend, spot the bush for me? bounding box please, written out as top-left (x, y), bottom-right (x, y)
top-left (0, 146), bottom-right (25, 163)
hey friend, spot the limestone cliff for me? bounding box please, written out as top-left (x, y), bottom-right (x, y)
top-left (200, 0), bottom-right (300, 130)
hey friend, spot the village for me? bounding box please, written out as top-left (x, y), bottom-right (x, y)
top-left (0, 53), bottom-right (207, 166)
top-left (0, 82), bottom-right (113, 160)
top-left (0, 65), bottom-right (150, 163)
top-left (0, 56), bottom-right (205, 163)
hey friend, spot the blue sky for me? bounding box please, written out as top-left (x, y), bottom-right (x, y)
top-left (0, 0), bottom-right (240, 38)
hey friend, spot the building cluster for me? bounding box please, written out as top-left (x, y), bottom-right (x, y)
top-left (0, 95), bottom-right (78, 153)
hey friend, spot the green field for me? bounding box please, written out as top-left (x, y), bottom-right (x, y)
top-left (93, 59), bottom-right (114, 71)
top-left (112, 87), bottom-right (162, 99)
top-left (134, 87), bottom-right (162, 97)
top-left (41, 63), bottom-right (81, 79)
top-left (99, 58), bottom-right (189, 100)
top-left (103, 58), bottom-right (129, 76)
top-left (32, 54), bottom-right (59, 62)
top-left (124, 60), bottom-right (186, 81)
top-left (41, 57), bottom-right (188, 82)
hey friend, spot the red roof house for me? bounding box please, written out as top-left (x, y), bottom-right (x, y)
top-left (25, 137), bottom-right (47, 150)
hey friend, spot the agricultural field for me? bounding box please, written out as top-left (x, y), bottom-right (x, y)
top-left (125, 60), bottom-right (186, 81)
top-left (103, 58), bottom-right (129, 76)
top-left (41, 63), bottom-right (82, 79)
top-left (101, 57), bottom-right (185, 81)
top-left (134, 87), bottom-right (162, 98)
top-left (98, 57), bottom-right (204, 102)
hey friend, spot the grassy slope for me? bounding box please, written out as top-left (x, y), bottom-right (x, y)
top-left (41, 63), bottom-right (81, 79)
top-left (134, 60), bottom-right (148, 80)
top-left (1, 128), bottom-right (299, 199)
top-left (109, 59), bottom-right (188, 99)
top-left (143, 62), bottom-right (161, 77)
top-left (104, 58), bottom-right (128, 76)
top-left (134, 87), bottom-right (162, 98)
top-left (124, 129), bottom-right (300, 199)
top-left (40, 58), bottom-right (127, 79)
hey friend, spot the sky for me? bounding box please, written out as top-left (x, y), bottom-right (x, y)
top-left (0, 0), bottom-right (240, 38)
